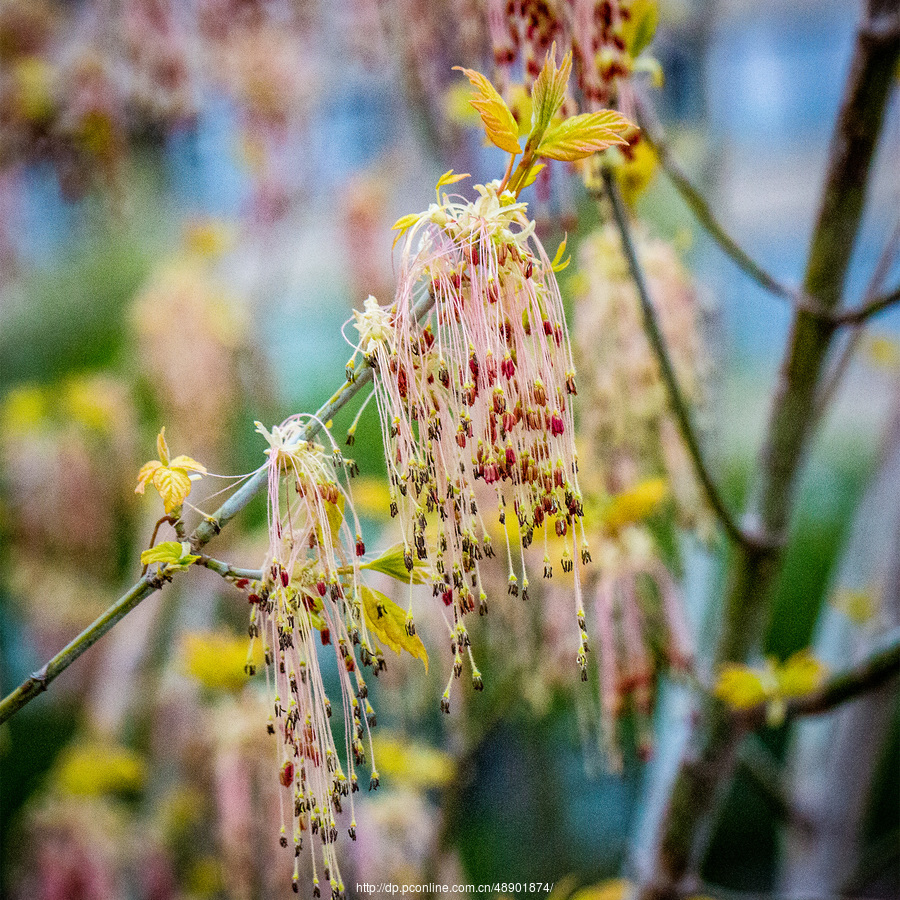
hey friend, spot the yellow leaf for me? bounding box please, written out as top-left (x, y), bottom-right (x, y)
top-left (602, 477), bottom-right (669, 530)
top-left (537, 110), bottom-right (633, 161)
top-left (714, 664), bottom-right (768, 709)
top-left (453, 66), bottom-right (521, 155)
top-left (323, 493), bottom-right (345, 548)
top-left (518, 162), bottom-right (545, 190)
top-left (140, 540), bottom-right (198, 571)
top-left (361, 585), bottom-right (428, 671)
top-left (182, 630), bottom-right (263, 692)
top-left (371, 733), bottom-right (454, 789)
top-left (570, 879), bottom-right (631, 900)
top-left (168, 454), bottom-right (208, 475)
top-left (360, 543), bottom-right (430, 584)
top-left (152, 466), bottom-right (193, 514)
top-left (57, 742), bottom-right (147, 796)
top-left (622, 0), bottom-right (659, 58)
top-left (435, 169), bottom-right (471, 190)
top-left (135, 460), bottom-right (161, 494)
top-left (832, 585), bottom-right (880, 624)
top-left (530, 45), bottom-right (572, 138)
top-left (157, 427), bottom-right (171, 466)
top-left (776, 650), bottom-right (827, 699)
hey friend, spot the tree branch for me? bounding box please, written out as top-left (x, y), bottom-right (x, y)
top-left (195, 556), bottom-right (264, 582)
top-left (832, 282), bottom-right (900, 326)
top-left (633, 4), bottom-right (900, 896)
top-left (740, 626), bottom-right (900, 728)
top-left (633, 93), bottom-right (796, 303)
top-left (601, 171), bottom-right (754, 549)
top-left (0, 292), bottom-right (436, 726)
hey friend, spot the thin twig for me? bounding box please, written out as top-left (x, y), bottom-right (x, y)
top-left (0, 291), bottom-right (437, 726)
top-left (601, 171), bottom-right (752, 549)
top-left (633, 93), bottom-right (796, 303)
top-left (196, 555), bottom-right (264, 582)
top-left (739, 625), bottom-right (900, 729)
top-left (832, 282), bottom-right (900, 326)
top-left (141, 515), bottom-right (177, 575)
top-left (814, 219), bottom-right (900, 419)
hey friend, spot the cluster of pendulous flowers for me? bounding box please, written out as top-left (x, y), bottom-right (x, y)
top-left (350, 175), bottom-right (595, 703)
top-left (234, 418), bottom-right (418, 899)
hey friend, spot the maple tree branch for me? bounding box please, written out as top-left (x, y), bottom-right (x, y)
top-left (601, 171), bottom-right (757, 550)
top-left (0, 292), bottom-right (436, 726)
top-left (737, 626), bottom-right (900, 729)
top-left (633, 93), bottom-right (796, 303)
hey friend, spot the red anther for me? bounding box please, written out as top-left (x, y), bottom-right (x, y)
top-left (506, 446), bottom-right (516, 467)
top-left (450, 271), bottom-right (461, 290)
top-left (397, 367), bottom-right (408, 399)
top-left (320, 628), bottom-right (331, 646)
top-left (281, 569), bottom-right (290, 587)
top-left (543, 319), bottom-right (553, 336)
top-left (554, 324), bottom-right (563, 346)
top-left (551, 413), bottom-right (564, 436)
top-left (235, 578), bottom-right (249, 589)
top-left (456, 430), bottom-right (467, 448)
top-left (442, 589), bottom-right (453, 606)
top-left (533, 505), bottom-right (545, 526)
top-left (248, 593), bottom-right (261, 605)
top-left (501, 356), bottom-right (516, 379)
top-left (356, 538), bottom-right (366, 557)
top-left (280, 761), bottom-right (294, 787)
top-left (317, 580), bottom-right (327, 597)
top-left (525, 260), bottom-right (533, 279)
top-left (470, 243), bottom-right (480, 266)
top-left (469, 355), bottom-right (480, 380)
top-left (345, 657), bottom-right (356, 673)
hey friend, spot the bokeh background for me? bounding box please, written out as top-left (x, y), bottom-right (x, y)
top-left (1, 0), bottom-right (898, 897)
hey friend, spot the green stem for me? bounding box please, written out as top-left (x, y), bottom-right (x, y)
top-left (196, 555), bottom-right (264, 582)
top-left (832, 282), bottom-right (900, 326)
top-left (0, 290), bottom-right (437, 726)
top-left (633, 93), bottom-right (795, 303)
top-left (740, 625), bottom-right (900, 727)
top-left (602, 172), bottom-right (751, 549)
top-left (633, 4), bottom-right (900, 896)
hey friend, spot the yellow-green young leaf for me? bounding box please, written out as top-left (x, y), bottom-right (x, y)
top-left (140, 540), bottom-right (199, 571)
top-left (453, 66), bottom-right (521, 155)
top-left (167, 454), bottom-right (207, 475)
top-left (530, 45), bottom-right (572, 138)
top-left (391, 212), bottom-right (421, 248)
top-left (623, 0), bottom-right (659, 57)
top-left (602, 477), bottom-right (669, 530)
top-left (713, 664), bottom-right (768, 710)
top-left (323, 493), bottom-right (345, 548)
top-left (391, 212), bottom-right (420, 233)
top-left (537, 110), bottom-right (633, 161)
top-left (157, 426), bottom-right (171, 466)
top-left (569, 879), bottom-right (631, 900)
top-left (518, 162), bottom-right (545, 190)
top-left (152, 466), bottom-right (193, 514)
top-left (435, 169), bottom-right (471, 190)
top-left (776, 650), bottom-right (827, 699)
top-left (360, 585), bottom-right (428, 671)
top-left (360, 543), bottom-right (430, 584)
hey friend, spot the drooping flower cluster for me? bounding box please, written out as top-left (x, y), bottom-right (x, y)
top-left (573, 222), bottom-right (708, 531)
top-left (352, 177), bottom-right (590, 704)
top-left (486, 0), bottom-right (658, 112)
top-left (557, 221), bottom-right (705, 761)
top-left (241, 419), bottom-right (383, 898)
